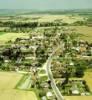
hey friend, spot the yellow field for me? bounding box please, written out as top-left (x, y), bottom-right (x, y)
top-left (71, 26), bottom-right (92, 43)
top-left (38, 15), bottom-right (84, 23)
top-left (65, 96), bottom-right (92, 100)
top-left (83, 71), bottom-right (92, 91)
top-left (19, 15), bottom-right (84, 24)
top-left (0, 33), bottom-right (29, 44)
top-left (0, 72), bottom-right (37, 100)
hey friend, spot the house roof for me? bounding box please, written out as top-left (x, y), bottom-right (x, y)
top-left (46, 91), bottom-right (53, 97)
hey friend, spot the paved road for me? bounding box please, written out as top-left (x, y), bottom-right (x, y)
top-left (45, 46), bottom-right (65, 100)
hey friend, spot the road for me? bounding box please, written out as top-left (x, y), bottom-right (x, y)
top-left (45, 46), bottom-right (65, 100)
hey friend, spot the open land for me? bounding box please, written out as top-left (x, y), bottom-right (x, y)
top-left (0, 72), bottom-right (37, 100)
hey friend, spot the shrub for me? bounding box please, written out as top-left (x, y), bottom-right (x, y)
top-left (39, 90), bottom-right (46, 97)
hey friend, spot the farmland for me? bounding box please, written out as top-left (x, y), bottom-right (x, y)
top-left (71, 26), bottom-right (92, 43)
top-left (0, 72), bottom-right (37, 100)
top-left (65, 96), bottom-right (92, 100)
top-left (0, 32), bottom-right (29, 44)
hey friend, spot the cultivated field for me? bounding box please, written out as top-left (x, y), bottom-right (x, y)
top-left (0, 33), bottom-right (29, 44)
top-left (20, 15), bottom-right (84, 23)
top-left (65, 96), bottom-right (92, 100)
top-left (0, 72), bottom-right (37, 100)
top-left (73, 26), bottom-right (92, 43)
top-left (83, 71), bottom-right (92, 91)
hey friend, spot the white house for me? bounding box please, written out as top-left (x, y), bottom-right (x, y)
top-left (46, 91), bottom-right (53, 100)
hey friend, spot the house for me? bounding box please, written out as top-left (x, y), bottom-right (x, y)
top-left (69, 62), bottom-right (74, 66)
top-left (72, 89), bottom-right (80, 95)
top-left (46, 91), bottom-right (53, 100)
top-left (71, 84), bottom-right (80, 95)
top-left (25, 57), bottom-right (36, 60)
top-left (40, 82), bottom-right (49, 88)
top-left (32, 35), bottom-right (44, 40)
top-left (4, 59), bottom-right (9, 63)
top-left (41, 96), bottom-right (47, 100)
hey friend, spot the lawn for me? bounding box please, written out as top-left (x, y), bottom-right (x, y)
top-left (0, 72), bottom-right (37, 100)
top-left (0, 33), bottom-right (29, 44)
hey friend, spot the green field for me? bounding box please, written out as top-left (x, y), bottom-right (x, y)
top-left (0, 32), bottom-right (6, 35)
top-left (73, 26), bottom-right (92, 43)
top-left (0, 32), bottom-right (29, 44)
top-left (0, 72), bottom-right (37, 100)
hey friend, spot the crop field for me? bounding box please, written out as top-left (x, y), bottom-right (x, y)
top-left (65, 96), bottom-right (92, 100)
top-left (0, 72), bottom-right (37, 100)
top-left (83, 71), bottom-right (92, 91)
top-left (0, 32), bottom-right (29, 44)
top-left (20, 15), bottom-right (84, 24)
top-left (73, 26), bottom-right (92, 43)
top-left (38, 15), bottom-right (84, 23)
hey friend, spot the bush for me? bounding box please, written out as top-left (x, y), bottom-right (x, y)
top-left (39, 90), bottom-right (46, 97)
top-left (82, 80), bottom-right (86, 85)
top-left (75, 69), bottom-right (84, 77)
top-left (85, 84), bottom-right (90, 92)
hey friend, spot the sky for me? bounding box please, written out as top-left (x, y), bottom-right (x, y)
top-left (0, 0), bottom-right (92, 10)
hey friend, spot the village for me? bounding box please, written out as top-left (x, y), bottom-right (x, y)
top-left (0, 24), bottom-right (92, 100)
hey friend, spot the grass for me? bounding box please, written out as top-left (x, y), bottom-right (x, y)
top-left (69, 26), bottom-right (92, 43)
top-left (64, 96), bottom-right (92, 100)
top-left (0, 32), bottom-right (6, 36)
top-left (40, 75), bottom-right (48, 82)
top-left (15, 73), bottom-right (40, 100)
top-left (0, 72), bottom-right (37, 100)
top-left (15, 74), bottom-right (29, 89)
top-left (37, 15), bottom-right (84, 24)
top-left (30, 88), bottom-right (40, 100)
top-left (0, 33), bottom-right (29, 44)
top-left (39, 69), bottom-right (46, 74)
top-left (83, 71), bottom-right (92, 91)
top-left (76, 26), bottom-right (92, 43)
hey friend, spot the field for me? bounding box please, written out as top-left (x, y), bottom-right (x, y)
top-left (20, 15), bottom-right (84, 24)
top-left (0, 32), bottom-right (29, 44)
top-left (72, 26), bottom-right (92, 43)
top-left (0, 72), bottom-right (37, 100)
top-left (83, 71), bottom-right (92, 91)
top-left (65, 96), bottom-right (92, 100)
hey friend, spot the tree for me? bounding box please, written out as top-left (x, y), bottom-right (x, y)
top-left (75, 60), bottom-right (87, 77)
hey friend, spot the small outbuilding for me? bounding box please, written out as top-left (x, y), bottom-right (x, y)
top-left (46, 91), bottom-right (53, 100)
